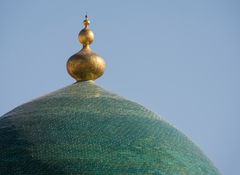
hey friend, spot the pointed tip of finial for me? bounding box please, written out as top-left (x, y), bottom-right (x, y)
top-left (83, 14), bottom-right (90, 28)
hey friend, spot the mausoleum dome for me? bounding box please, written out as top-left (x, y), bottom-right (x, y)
top-left (0, 16), bottom-right (221, 175)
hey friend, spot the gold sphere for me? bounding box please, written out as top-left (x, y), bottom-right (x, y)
top-left (79, 29), bottom-right (94, 46)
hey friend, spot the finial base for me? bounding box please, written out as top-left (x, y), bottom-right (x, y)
top-left (67, 47), bottom-right (106, 81)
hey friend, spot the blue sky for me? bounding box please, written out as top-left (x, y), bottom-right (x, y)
top-left (1, 0), bottom-right (239, 174)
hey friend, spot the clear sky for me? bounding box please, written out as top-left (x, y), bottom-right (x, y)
top-left (0, 0), bottom-right (239, 174)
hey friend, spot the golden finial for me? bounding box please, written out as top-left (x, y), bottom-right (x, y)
top-left (67, 16), bottom-right (106, 81)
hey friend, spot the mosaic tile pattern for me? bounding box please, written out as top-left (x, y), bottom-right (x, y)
top-left (0, 81), bottom-right (220, 174)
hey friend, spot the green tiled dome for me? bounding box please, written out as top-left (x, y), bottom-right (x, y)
top-left (0, 81), bottom-right (220, 174)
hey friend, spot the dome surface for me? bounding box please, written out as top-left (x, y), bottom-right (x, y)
top-left (0, 81), bottom-right (220, 175)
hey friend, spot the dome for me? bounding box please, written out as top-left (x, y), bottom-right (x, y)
top-left (0, 16), bottom-right (221, 174)
top-left (0, 81), bottom-right (220, 174)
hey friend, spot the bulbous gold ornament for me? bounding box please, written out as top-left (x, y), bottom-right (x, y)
top-left (67, 16), bottom-right (106, 81)
top-left (67, 46), bottom-right (105, 81)
top-left (79, 29), bottom-right (94, 46)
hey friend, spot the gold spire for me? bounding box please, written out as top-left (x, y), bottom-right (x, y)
top-left (67, 16), bottom-right (106, 81)
top-left (83, 15), bottom-right (90, 28)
